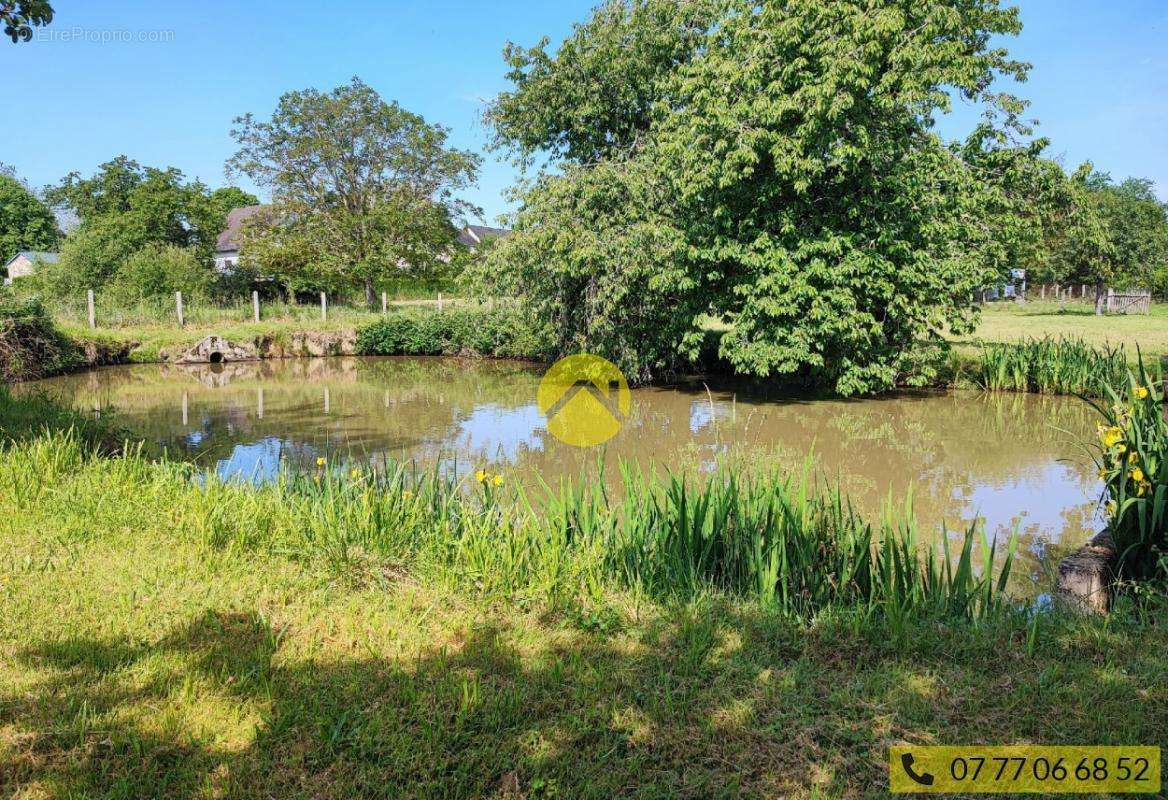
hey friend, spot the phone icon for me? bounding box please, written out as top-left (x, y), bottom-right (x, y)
top-left (901, 753), bottom-right (935, 786)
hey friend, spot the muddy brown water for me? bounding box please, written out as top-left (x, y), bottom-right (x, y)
top-left (27, 356), bottom-right (1105, 597)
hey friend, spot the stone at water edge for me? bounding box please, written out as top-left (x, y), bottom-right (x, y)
top-left (1056, 530), bottom-right (1116, 615)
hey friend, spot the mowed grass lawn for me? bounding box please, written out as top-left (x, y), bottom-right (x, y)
top-left (957, 301), bottom-right (1168, 354)
top-left (2, 436), bottom-right (1166, 798)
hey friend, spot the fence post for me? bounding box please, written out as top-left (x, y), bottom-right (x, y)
top-left (437, 292), bottom-right (444, 312)
top-left (320, 291), bottom-right (328, 322)
top-left (1107, 287), bottom-right (1114, 313)
top-left (381, 291), bottom-right (387, 313)
top-left (252, 291), bottom-right (261, 323)
top-left (86, 289), bottom-right (95, 329)
top-left (1040, 285), bottom-right (1046, 300)
top-left (175, 291), bottom-right (184, 327)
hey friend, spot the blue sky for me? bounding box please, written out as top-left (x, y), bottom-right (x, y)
top-left (2, 0), bottom-right (1165, 224)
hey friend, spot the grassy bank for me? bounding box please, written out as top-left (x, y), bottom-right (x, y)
top-left (1, 391), bottom-right (1166, 798)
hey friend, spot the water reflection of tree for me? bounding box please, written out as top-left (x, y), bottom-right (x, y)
top-left (30, 358), bottom-right (543, 469)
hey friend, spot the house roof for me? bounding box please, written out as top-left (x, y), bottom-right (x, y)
top-left (5, 250), bottom-right (59, 267)
top-left (215, 204), bottom-right (266, 253)
top-left (458, 225), bottom-right (510, 248)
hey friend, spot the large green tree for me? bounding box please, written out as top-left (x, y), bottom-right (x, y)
top-left (227, 77), bottom-right (481, 307)
top-left (43, 156), bottom-right (220, 294)
top-left (485, 0), bottom-right (1045, 393)
top-left (0, 173), bottom-right (59, 262)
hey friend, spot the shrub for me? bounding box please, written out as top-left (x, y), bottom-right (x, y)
top-left (1091, 360), bottom-right (1167, 584)
top-left (356, 306), bottom-right (554, 360)
top-left (109, 244), bottom-right (214, 303)
top-left (0, 291), bottom-right (80, 381)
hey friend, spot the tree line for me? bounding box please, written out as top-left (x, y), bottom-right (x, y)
top-left (1, 80), bottom-right (484, 306)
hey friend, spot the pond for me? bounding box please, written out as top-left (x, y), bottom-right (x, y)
top-left (28, 356), bottom-right (1105, 595)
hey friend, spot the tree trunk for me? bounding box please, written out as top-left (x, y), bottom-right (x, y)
top-left (1094, 280), bottom-right (1106, 316)
top-left (364, 277), bottom-right (376, 309)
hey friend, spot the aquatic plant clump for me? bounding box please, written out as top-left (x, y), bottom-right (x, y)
top-left (1089, 359), bottom-right (1167, 584)
top-left (976, 337), bottom-right (1159, 398)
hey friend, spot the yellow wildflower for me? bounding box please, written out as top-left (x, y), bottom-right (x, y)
top-left (492, 474), bottom-right (504, 487)
top-left (350, 468), bottom-right (362, 479)
top-left (1104, 500), bottom-right (1117, 516)
top-left (316, 456), bottom-right (327, 467)
top-left (1136, 482), bottom-right (1150, 497)
top-left (1097, 467), bottom-right (1108, 480)
top-left (475, 469), bottom-right (487, 483)
top-left (1128, 451), bottom-right (1138, 465)
top-left (1099, 426), bottom-right (1123, 448)
top-left (1130, 467), bottom-right (1145, 483)
top-left (1133, 386), bottom-right (1149, 400)
top-left (402, 490), bottom-right (413, 499)
top-left (1116, 444), bottom-right (1127, 455)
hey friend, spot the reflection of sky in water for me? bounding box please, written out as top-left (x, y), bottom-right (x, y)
top-left (454, 403), bottom-right (546, 463)
top-left (961, 461), bottom-right (1101, 539)
top-left (689, 398), bottom-right (732, 433)
top-left (217, 437), bottom-right (285, 483)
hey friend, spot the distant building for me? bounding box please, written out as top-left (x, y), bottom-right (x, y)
top-left (3, 251), bottom-right (59, 284)
top-left (457, 225), bottom-right (509, 252)
top-left (214, 204), bottom-right (266, 272)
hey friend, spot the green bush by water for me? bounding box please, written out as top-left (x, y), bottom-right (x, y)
top-left (356, 306), bottom-right (554, 360)
top-left (0, 293), bottom-right (82, 381)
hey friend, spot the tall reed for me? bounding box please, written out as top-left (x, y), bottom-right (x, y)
top-left (976, 337), bottom-right (1157, 397)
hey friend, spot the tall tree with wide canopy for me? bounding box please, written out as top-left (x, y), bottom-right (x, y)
top-left (486, 0), bottom-right (1046, 392)
top-left (227, 78), bottom-right (481, 306)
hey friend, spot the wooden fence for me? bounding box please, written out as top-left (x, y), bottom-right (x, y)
top-left (1106, 289), bottom-right (1151, 315)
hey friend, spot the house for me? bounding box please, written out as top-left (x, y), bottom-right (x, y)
top-left (3, 251), bottom-right (59, 284)
top-left (457, 225), bottom-right (509, 252)
top-left (214, 204), bottom-right (266, 272)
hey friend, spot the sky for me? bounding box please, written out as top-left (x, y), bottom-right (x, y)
top-left (2, 0), bottom-right (1165, 225)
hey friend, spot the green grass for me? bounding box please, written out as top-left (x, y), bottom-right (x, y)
top-left (958, 301), bottom-right (1168, 354)
top-left (1, 390), bottom-right (1166, 798)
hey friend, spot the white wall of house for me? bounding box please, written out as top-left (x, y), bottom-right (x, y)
top-left (214, 251), bottom-right (240, 273)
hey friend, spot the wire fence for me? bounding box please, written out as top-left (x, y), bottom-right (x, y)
top-left (49, 289), bottom-right (474, 330)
